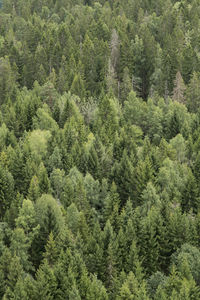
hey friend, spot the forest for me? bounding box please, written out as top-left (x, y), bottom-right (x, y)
top-left (1, 0), bottom-right (200, 299)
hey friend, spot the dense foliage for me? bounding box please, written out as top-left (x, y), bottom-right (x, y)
top-left (1, 0), bottom-right (200, 298)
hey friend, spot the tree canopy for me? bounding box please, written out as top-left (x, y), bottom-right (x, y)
top-left (0, 0), bottom-right (200, 298)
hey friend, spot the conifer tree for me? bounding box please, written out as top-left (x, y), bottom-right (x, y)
top-left (172, 71), bottom-right (186, 103)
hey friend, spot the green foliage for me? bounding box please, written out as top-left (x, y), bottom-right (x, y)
top-left (26, 129), bottom-right (51, 163)
top-left (117, 271), bottom-right (149, 300)
top-left (148, 271), bottom-right (167, 297)
top-left (1, 0), bottom-right (200, 298)
top-left (86, 275), bottom-right (108, 300)
top-left (34, 259), bottom-right (57, 299)
top-left (15, 198), bottom-right (39, 241)
top-left (32, 194), bottom-right (65, 268)
top-left (186, 72), bottom-right (200, 113)
top-left (0, 56), bottom-right (16, 105)
top-left (0, 164), bottom-right (15, 219)
top-left (171, 244), bottom-right (200, 284)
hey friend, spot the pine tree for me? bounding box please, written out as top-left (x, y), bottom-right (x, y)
top-left (43, 232), bottom-right (58, 267)
top-left (32, 194), bottom-right (65, 268)
top-left (36, 164), bottom-right (50, 195)
top-left (117, 271), bottom-right (149, 300)
top-left (181, 169), bottom-right (200, 213)
top-left (111, 150), bottom-right (135, 205)
top-left (172, 71), bottom-right (186, 103)
top-left (34, 259), bottom-right (57, 300)
top-left (120, 67), bottom-right (133, 102)
top-left (10, 227), bottom-right (33, 272)
top-left (133, 156), bottom-right (154, 206)
top-left (0, 164), bottom-right (15, 220)
top-left (0, 56), bottom-right (16, 105)
top-left (86, 275), bottom-right (108, 300)
top-left (71, 73), bottom-right (86, 99)
top-left (186, 72), bottom-right (200, 113)
top-left (28, 175), bottom-right (40, 201)
top-left (103, 182), bottom-right (120, 225)
top-left (4, 255), bottom-right (24, 298)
